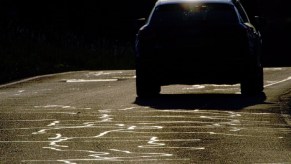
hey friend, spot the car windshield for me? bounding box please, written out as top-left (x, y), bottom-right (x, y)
top-left (150, 3), bottom-right (238, 26)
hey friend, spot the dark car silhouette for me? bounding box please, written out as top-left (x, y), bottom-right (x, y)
top-left (135, 0), bottom-right (264, 97)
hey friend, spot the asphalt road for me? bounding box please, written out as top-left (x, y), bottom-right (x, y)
top-left (0, 68), bottom-right (291, 163)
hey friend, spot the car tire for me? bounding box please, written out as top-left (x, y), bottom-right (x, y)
top-left (136, 60), bottom-right (161, 98)
top-left (240, 65), bottom-right (264, 96)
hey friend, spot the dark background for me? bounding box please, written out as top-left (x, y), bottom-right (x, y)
top-left (0, 0), bottom-right (290, 83)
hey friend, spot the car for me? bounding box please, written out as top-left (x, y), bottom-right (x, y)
top-left (135, 0), bottom-right (264, 97)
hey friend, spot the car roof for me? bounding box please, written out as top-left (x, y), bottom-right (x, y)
top-left (157, 0), bottom-right (236, 5)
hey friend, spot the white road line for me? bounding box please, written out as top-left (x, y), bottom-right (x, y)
top-left (66, 79), bottom-right (118, 83)
top-left (264, 76), bottom-right (291, 88)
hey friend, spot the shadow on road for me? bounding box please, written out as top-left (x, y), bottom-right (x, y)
top-left (134, 93), bottom-right (270, 110)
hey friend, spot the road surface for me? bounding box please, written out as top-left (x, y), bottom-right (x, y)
top-left (0, 68), bottom-right (291, 163)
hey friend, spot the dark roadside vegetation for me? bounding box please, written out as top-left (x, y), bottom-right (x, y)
top-left (0, 0), bottom-right (290, 84)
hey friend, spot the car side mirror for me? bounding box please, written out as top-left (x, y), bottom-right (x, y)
top-left (254, 16), bottom-right (267, 31)
top-left (135, 18), bottom-right (146, 30)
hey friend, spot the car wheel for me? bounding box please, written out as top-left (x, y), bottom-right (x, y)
top-left (241, 65), bottom-right (264, 96)
top-left (136, 61), bottom-right (161, 98)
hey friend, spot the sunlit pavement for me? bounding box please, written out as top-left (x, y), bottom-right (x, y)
top-left (0, 68), bottom-right (291, 163)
